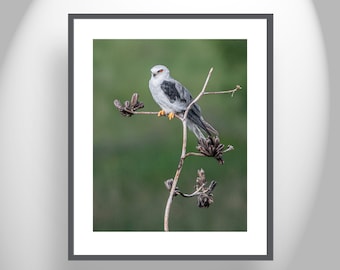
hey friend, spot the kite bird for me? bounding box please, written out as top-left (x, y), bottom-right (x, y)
top-left (148, 65), bottom-right (218, 140)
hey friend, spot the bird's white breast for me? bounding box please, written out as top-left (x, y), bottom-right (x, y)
top-left (149, 78), bottom-right (179, 113)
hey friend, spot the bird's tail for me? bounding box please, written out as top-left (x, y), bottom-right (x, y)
top-left (187, 121), bottom-right (206, 140)
top-left (187, 118), bottom-right (219, 140)
top-left (186, 103), bottom-right (219, 139)
top-left (202, 118), bottom-right (219, 137)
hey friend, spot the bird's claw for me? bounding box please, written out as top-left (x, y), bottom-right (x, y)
top-left (167, 112), bottom-right (175, 120)
top-left (157, 110), bottom-right (166, 117)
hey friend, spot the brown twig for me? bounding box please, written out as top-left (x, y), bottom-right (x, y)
top-left (127, 111), bottom-right (158, 115)
top-left (204, 85), bottom-right (242, 97)
top-left (185, 152), bottom-right (206, 158)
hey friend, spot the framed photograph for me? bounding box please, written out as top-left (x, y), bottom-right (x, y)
top-left (69, 14), bottom-right (273, 260)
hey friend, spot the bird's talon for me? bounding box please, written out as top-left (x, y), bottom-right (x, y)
top-left (168, 112), bottom-right (175, 120)
top-left (157, 110), bottom-right (166, 117)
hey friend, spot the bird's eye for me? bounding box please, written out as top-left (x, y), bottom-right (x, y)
top-left (157, 69), bottom-right (163, 73)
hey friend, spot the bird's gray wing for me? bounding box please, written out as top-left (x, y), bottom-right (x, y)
top-left (161, 79), bottom-right (218, 137)
top-left (160, 80), bottom-right (190, 104)
top-left (175, 80), bottom-right (193, 103)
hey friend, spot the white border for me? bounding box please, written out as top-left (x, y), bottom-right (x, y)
top-left (73, 17), bottom-right (268, 256)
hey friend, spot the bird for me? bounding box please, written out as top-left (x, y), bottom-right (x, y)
top-left (148, 64), bottom-right (218, 140)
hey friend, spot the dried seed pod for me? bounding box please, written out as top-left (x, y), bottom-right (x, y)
top-left (164, 179), bottom-right (174, 191)
top-left (196, 168), bottom-right (206, 187)
top-left (113, 93), bottom-right (145, 117)
top-left (197, 193), bottom-right (214, 208)
top-left (113, 99), bottom-right (123, 109)
top-left (130, 93), bottom-right (139, 106)
top-left (124, 100), bottom-right (130, 108)
top-left (113, 99), bottom-right (134, 117)
top-left (133, 101), bottom-right (144, 111)
top-left (207, 181), bottom-right (217, 193)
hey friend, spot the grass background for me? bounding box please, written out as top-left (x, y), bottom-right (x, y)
top-left (93, 39), bottom-right (247, 231)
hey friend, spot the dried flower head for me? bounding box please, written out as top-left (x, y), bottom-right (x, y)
top-left (164, 169), bottom-right (217, 207)
top-left (197, 180), bottom-right (217, 208)
top-left (196, 168), bottom-right (206, 187)
top-left (195, 169), bottom-right (217, 208)
top-left (113, 93), bottom-right (144, 117)
top-left (196, 136), bottom-right (225, 164)
top-left (197, 193), bottom-right (214, 208)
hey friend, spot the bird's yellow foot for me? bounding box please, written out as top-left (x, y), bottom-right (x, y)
top-left (157, 110), bottom-right (166, 117)
top-left (167, 112), bottom-right (175, 120)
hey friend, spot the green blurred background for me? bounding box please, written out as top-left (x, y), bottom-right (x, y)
top-left (93, 39), bottom-right (247, 231)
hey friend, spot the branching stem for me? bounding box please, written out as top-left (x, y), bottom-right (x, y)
top-left (164, 119), bottom-right (188, 231)
top-left (177, 185), bottom-right (204, 198)
top-left (123, 109), bottom-right (182, 120)
top-left (164, 68), bottom-right (214, 231)
top-left (204, 85), bottom-right (242, 97)
top-left (128, 111), bottom-right (158, 115)
top-left (185, 152), bottom-right (206, 158)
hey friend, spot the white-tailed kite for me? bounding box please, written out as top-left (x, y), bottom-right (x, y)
top-left (149, 64), bottom-right (218, 140)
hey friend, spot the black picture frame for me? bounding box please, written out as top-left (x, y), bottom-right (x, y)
top-left (68, 13), bottom-right (273, 260)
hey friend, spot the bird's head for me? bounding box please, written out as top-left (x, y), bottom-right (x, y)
top-left (150, 65), bottom-right (170, 79)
